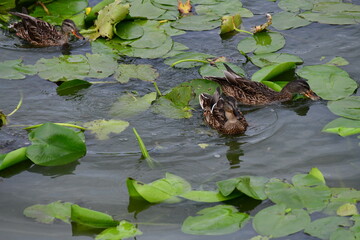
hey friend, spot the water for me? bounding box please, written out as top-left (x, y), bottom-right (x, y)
top-left (1, 1), bottom-right (360, 239)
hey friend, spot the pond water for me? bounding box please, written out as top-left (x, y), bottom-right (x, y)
top-left (1, 0), bottom-right (360, 239)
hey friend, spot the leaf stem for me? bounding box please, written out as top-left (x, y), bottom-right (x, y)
top-left (170, 59), bottom-right (209, 67)
top-left (153, 82), bottom-right (162, 97)
top-left (24, 123), bottom-right (86, 131)
top-left (233, 26), bottom-right (253, 35)
top-left (7, 92), bottom-right (23, 117)
top-left (132, 128), bottom-right (157, 168)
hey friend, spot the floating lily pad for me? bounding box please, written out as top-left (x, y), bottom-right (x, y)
top-left (23, 201), bottom-right (72, 224)
top-left (83, 119), bottom-right (130, 140)
top-left (253, 204), bottom-right (311, 238)
top-left (237, 32), bottom-right (286, 54)
top-left (313, 2), bottom-right (360, 13)
top-left (171, 15), bottom-right (221, 31)
top-left (323, 188), bottom-right (360, 215)
top-left (164, 52), bottom-right (215, 68)
top-left (195, 0), bottom-right (253, 18)
top-left (86, 53), bottom-right (118, 79)
top-left (252, 62), bottom-right (296, 82)
top-left (250, 53), bottom-right (303, 68)
top-left (71, 204), bottom-right (119, 228)
top-left (304, 216), bottom-right (352, 239)
top-left (297, 65), bottom-right (358, 100)
top-left (56, 80), bottom-right (92, 96)
top-left (179, 78), bottom-right (219, 105)
top-left (180, 190), bottom-right (242, 202)
top-left (182, 205), bottom-right (249, 235)
top-left (278, 0), bottom-right (313, 13)
top-left (160, 22), bottom-right (186, 36)
top-left (272, 11), bottom-right (311, 30)
top-left (114, 21), bottom-right (144, 40)
top-left (327, 96), bottom-right (360, 120)
top-left (322, 118), bottom-right (360, 137)
top-left (110, 92), bottom-right (157, 119)
top-left (162, 41), bottom-right (189, 58)
top-left (114, 64), bottom-right (159, 83)
top-left (129, 0), bottom-right (166, 19)
top-left (300, 11), bottom-right (360, 25)
top-left (0, 147), bottom-right (28, 171)
top-left (128, 21), bottom-right (167, 49)
top-left (26, 123), bottom-right (86, 166)
top-left (199, 62), bottom-right (246, 78)
top-left (96, 220), bottom-right (143, 240)
top-left (0, 59), bottom-right (37, 80)
top-left (36, 55), bottom-right (90, 82)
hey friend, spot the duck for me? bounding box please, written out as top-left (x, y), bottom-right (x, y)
top-left (9, 12), bottom-right (85, 47)
top-left (199, 88), bottom-right (248, 135)
top-left (204, 63), bottom-right (319, 105)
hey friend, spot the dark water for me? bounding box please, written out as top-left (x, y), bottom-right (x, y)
top-left (1, 1), bottom-right (360, 239)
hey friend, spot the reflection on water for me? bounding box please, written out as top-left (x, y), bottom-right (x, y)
top-left (225, 140), bottom-right (244, 168)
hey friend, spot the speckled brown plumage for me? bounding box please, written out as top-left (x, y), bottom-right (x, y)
top-left (9, 12), bottom-right (84, 47)
top-left (205, 63), bottom-right (319, 105)
top-left (199, 88), bottom-right (248, 135)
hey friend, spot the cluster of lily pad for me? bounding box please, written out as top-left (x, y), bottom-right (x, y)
top-left (23, 168), bottom-right (360, 239)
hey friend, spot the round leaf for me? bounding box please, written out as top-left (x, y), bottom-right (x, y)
top-left (304, 216), bottom-right (352, 239)
top-left (327, 96), bottom-right (360, 120)
top-left (237, 32), bottom-right (285, 54)
top-left (322, 118), bottom-right (360, 137)
top-left (171, 15), bottom-right (221, 31)
top-left (114, 21), bottom-right (144, 40)
top-left (272, 11), bottom-right (311, 30)
top-left (250, 53), bottom-right (303, 68)
top-left (253, 204), bottom-right (310, 238)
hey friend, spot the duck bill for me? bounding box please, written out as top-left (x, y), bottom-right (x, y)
top-left (71, 30), bottom-right (85, 40)
top-left (304, 90), bottom-right (320, 100)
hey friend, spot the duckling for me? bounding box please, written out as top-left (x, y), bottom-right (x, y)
top-left (204, 63), bottom-right (319, 105)
top-left (199, 88), bottom-right (248, 135)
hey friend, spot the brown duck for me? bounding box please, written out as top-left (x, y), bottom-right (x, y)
top-left (199, 88), bottom-right (248, 135)
top-left (204, 63), bottom-right (319, 105)
top-left (9, 12), bottom-right (84, 47)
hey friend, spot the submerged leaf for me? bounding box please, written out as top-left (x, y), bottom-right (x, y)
top-left (182, 205), bottom-right (249, 235)
top-left (322, 118), bottom-right (360, 137)
top-left (327, 96), bottom-right (360, 120)
top-left (26, 123), bottom-right (86, 166)
top-left (83, 119), bottom-right (130, 140)
top-left (24, 201), bottom-right (72, 224)
top-left (96, 220), bottom-right (142, 240)
top-left (0, 59), bottom-right (37, 80)
top-left (114, 64), bottom-right (159, 83)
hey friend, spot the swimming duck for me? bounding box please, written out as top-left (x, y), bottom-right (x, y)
top-left (9, 12), bottom-right (84, 47)
top-left (199, 88), bottom-right (248, 135)
top-left (204, 63), bottom-right (319, 105)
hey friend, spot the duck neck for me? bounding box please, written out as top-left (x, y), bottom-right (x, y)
top-left (278, 88), bottom-right (293, 101)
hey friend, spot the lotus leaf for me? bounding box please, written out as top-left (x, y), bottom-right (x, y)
top-left (250, 53), bottom-right (303, 68)
top-left (83, 119), bottom-right (130, 140)
top-left (96, 220), bottom-right (142, 240)
top-left (86, 53), bottom-right (118, 79)
top-left (23, 201), bottom-right (72, 224)
top-left (278, 0), bottom-right (313, 13)
top-left (129, 0), bottom-right (166, 19)
top-left (297, 65), bottom-right (357, 100)
top-left (26, 123), bottom-right (86, 166)
top-left (252, 62), bottom-right (296, 82)
top-left (304, 216), bottom-right (352, 239)
top-left (164, 52), bottom-right (215, 68)
top-left (114, 64), bottom-right (159, 83)
top-left (114, 21), bottom-right (144, 40)
top-left (253, 204), bottom-right (310, 238)
top-left (0, 147), bottom-right (28, 171)
top-left (110, 92), bottom-right (156, 119)
top-left (171, 15), bottom-right (221, 31)
top-left (0, 59), bottom-right (37, 80)
top-left (182, 205), bottom-right (249, 235)
top-left (322, 118), bottom-right (360, 137)
top-left (36, 55), bottom-right (90, 82)
top-left (237, 32), bottom-right (286, 54)
top-left (71, 204), bottom-right (119, 228)
top-left (327, 96), bottom-right (360, 120)
top-left (272, 11), bottom-right (311, 30)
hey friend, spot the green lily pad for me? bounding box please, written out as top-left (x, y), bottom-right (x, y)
top-left (313, 2), bottom-right (360, 13)
top-left (26, 123), bottom-right (86, 166)
top-left (250, 53), bottom-right (303, 68)
top-left (327, 96), bottom-right (360, 120)
top-left (195, 0), bottom-right (253, 18)
top-left (326, 56), bottom-right (349, 66)
top-left (0, 59), bottom-right (37, 80)
top-left (300, 11), bottom-right (360, 25)
top-left (127, 21), bottom-right (167, 49)
top-left (162, 41), bottom-right (189, 58)
top-left (71, 204), bottom-right (119, 228)
top-left (179, 78), bottom-right (220, 105)
top-left (96, 220), bottom-right (143, 240)
top-left (180, 190), bottom-right (242, 202)
top-left (0, 147), bottom-right (28, 171)
top-left (237, 32), bottom-right (286, 54)
top-left (164, 52), bottom-right (215, 68)
top-left (85, 0), bottom-right (116, 23)
top-left (220, 14), bottom-right (242, 34)
top-left (86, 53), bottom-right (118, 79)
top-left (304, 216), bottom-right (352, 239)
top-left (297, 65), bottom-right (358, 100)
top-left (253, 204), bottom-right (311, 238)
top-left (24, 201), bottom-right (72, 224)
top-left (56, 80), bottom-right (92, 96)
top-left (252, 62), bottom-right (296, 82)
top-left (160, 22), bottom-right (186, 37)
top-left (126, 173), bottom-right (192, 203)
top-left (278, 0), bottom-right (313, 13)
top-left (171, 15), bottom-right (221, 31)
top-left (272, 11), bottom-right (311, 30)
top-left (217, 176), bottom-right (269, 200)
top-left (322, 118), bottom-right (360, 137)
top-left (114, 21), bottom-right (144, 40)
top-left (129, 0), bottom-right (166, 19)
top-left (199, 62), bottom-right (246, 78)
top-left (83, 119), bottom-right (130, 140)
top-left (330, 228), bottom-right (356, 240)
top-left (36, 55), bottom-right (90, 82)
top-left (323, 188), bottom-right (360, 215)
top-left (152, 85), bottom-right (194, 119)
top-left (182, 205), bottom-right (249, 235)
top-left (114, 64), bottom-right (159, 83)
top-left (110, 92), bottom-right (156, 119)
